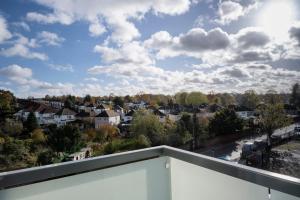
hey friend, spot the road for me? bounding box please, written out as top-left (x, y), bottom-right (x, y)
top-left (196, 124), bottom-right (297, 162)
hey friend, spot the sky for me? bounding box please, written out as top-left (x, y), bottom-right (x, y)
top-left (0, 0), bottom-right (300, 98)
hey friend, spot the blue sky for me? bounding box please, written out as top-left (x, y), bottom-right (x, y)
top-left (0, 0), bottom-right (300, 97)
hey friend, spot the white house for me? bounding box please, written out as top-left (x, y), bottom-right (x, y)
top-left (66, 147), bottom-right (92, 161)
top-left (153, 109), bottom-right (167, 123)
top-left (55, 108), bottom-right (77, 126)
top-left (123, 110), bottom-right (135, 123)
top-left (95, 110), bottom-right (120, 128)
top-left (236, 111), bottom-right (255, 120)
top-left (94, 104), bottom-right (110, 114)
top-left (15, 103), bottom-right (58, 125)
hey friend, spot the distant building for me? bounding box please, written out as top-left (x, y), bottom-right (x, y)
top-left (95, 110), bottom-right (120, 128)
top-left (54, 108), bottom-right (77, 126)
top-left (123, 110), bottom-right (135, 123)
top-left (66, 147), bottom-right (93, 161)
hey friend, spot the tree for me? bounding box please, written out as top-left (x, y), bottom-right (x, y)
top-left (240, 90), bottom-right (260, 110)
top-left (175, 92), bottom-right (188, 106)
top-left (64, 95), bottom-right (76, 109)
top-left (209, 108), bottom-right (244, 136)
top-left (2, 119), bottom-right (23, 136)
top-left (25, 112), bottom-right (39, 133)
top-left (258, 104), bottom-right (291, 152)
top-left (113, 96), bottom-right (124, 107)
top-left (186, 92), bottom-right (208, 106)
top-left (37, 150), bottom-right (54, 165)
top-left (290, 83), bottom-right (300, 109)
top-left (0, 90), bottom-right (16, 119)
top-left (47, 125), bottom-right (83, 154)
top-left (264, 90), bottom-right (283, 105)
top-left (84, 94), bottom-right (92, 103)
top-left (97, 125), bottom-right (119, 142)
top-left (31, 129), bottom-right (46, 144)
top-left (219, 93), bottom-right (236, 107)
top-left (130, 110), bottom-right (164, 146)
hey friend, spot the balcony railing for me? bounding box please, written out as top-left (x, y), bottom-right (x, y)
top-left (0, 146), bottom-right (299, 200)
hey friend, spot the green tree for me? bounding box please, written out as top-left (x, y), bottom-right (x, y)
top-left (2, 119), bottom-right (23, 136)
top-left (113, 96), bottom-right (124, 107)
top-left (37, 150), bottom-right (54, 165)
top-left (264, 90), bottom-right (283, 105)
top-left (64, 95), bottom-right (76, 109)
top-left (219, 93), bottom-right (236, 107)
top-left (186, 92), bottom-right (208, 106)
top-left (47, 125), bottom-right (83, 154)
top-left (25, 112), bottom-right (39, 133)
top-left (258, 104), bottom-right (291, 152)
top-left (31, 129), bottom-right (46, 144)
top-left (175, 92), bottom-right (188, 106)
top-left (0, 90), bottom-right (16, 118)
top-left (290, 83), bottom-right (300, 109)
top-left (240, 90), bottom-right (260, 110)
top-left (130, 110), bottom-right (164, 146)
top-left (84, 94), bottom-right (92, 103)
top-left (209, 108), bottom-right (244, 136)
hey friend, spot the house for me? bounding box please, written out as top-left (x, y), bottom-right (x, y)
top-left (54, 108), bottom-right (77, 126)
top-left (153, 109), bottom-right (167, 123)
top-left (95, 110), bottom-right (120, 128)
top-left (94, 104), bottom-right (110, 115)
top-left (123, 110), bottom-right (135, 123)
top-left (85, 103), bottom-right (96, 113)
top-left (66, 147), bottom-right (92, 161)
top-left (75, 111), bottom-right (95, 123)
top-left (114, 105), bottom-right (124, 118)
top-left (236, 111), bottom-right (255, 120)
top-left (49, 101), bottom-right (64, 109)
top-left (14, 102), bottom-right (58, 125)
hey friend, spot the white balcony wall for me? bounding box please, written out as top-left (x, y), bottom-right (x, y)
top-left (271, 190), bottom-right (300, 200)
top-left (0, 157), bottom-right (171, 200)
top-left (169, 158), bottom-right (269, 200)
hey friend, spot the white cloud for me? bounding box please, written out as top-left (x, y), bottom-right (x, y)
top-left (216, 0), bottom-right (258, 25)
top-left (0, 64), bottom-right (32, 79)
top-left (12, 21), bottom-right (31, 31)
top-left (48, 64), bottom-right (74, 72)
top-left (94, 41), bottom-right (153, 66)
top-left (1, 34), bottom-right (48, 60)
top-left (37, 31), bottom-right (65, 46)
top-left (26, 0), bottom-right (192, 43)
top-left (84, 77), bottom-right (99, 82)
top-left (0, 16), bottom-right (12, 43)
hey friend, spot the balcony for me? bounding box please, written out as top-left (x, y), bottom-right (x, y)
top-left (0, 146), bottom-right (299, 200)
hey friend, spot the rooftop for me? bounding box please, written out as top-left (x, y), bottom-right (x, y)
top-left (0, 146), bottom-right (299, 200)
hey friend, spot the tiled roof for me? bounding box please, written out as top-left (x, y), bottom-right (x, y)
top-left (96, 110), bottom-right (119, 117)
top-left (56, 108), bottom-right (76, 116)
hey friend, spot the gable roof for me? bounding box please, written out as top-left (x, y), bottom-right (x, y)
top-left (125, 110), bottom-right (135, 116)
top-left (56, 108), bottom-right (76, 116)
top-left (96, 110), bottom-right (119, 118)
top-left (24, 103), bottom-right (57, 114)
top-left (75, 111), bottom-right (91, 117)
top-left (96, 104), bottom-right (110, 109)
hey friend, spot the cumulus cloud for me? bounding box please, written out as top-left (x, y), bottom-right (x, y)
top-left (26, 0), bottom-right (192, 43)
top-left (37, 31), bottom-right (65, 46)
top-left (235, 27), bottom-right (270, 48)
top-left (216, 0), bottom-right (258, 24)
top-left (94, 41), bottom-right (153, 66)
top-left (289, 23), bottom-right (300, 46)
top-left (179, 28), bottom-right (230, 51)
top-left (0, 34), bottom-right (48, 60)
top-left (0, 64), bottom-right (32, 79)
top-left (0, 16), bottom-right (12, 43)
